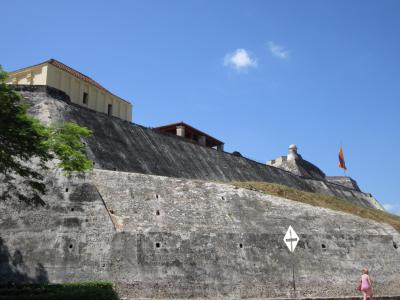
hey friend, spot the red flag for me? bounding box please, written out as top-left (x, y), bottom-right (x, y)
top-left (338, 146), bottom-right (346, 170)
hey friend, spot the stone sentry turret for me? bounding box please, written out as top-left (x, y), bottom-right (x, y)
top-left (267, 144), bottom-right (361, 191)
top-left (287, 144), bottom-right (299, 160)
top-left (267, 144), bottom-right (325, 180)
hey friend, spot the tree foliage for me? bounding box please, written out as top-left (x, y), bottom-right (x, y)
top-left (0, 65), bottom-right (92, 205)
top-left (46, 122), bottom-right (93, 174)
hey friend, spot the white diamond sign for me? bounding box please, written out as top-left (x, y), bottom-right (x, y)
top-left (284, 226), bottom-right (299, 253)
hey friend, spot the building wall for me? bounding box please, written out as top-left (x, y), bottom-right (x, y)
top-left (6, 63), bottom-right (132, 122)
top-left (45, 64), bottom-right (132, 122)
top-left (5, 64), bottom-right (48, 86)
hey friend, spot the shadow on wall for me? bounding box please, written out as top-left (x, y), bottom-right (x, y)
top-left (0, 237), bottom-right (48, 286)
top-left (0, 238), bottom-right (120, 300)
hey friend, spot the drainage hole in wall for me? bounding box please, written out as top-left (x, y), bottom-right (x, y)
top-left (70, 208), bottom-right (74, 212)
top-left (221, 196), bottom-right (225, 200)
top-left (65, 188), bottom-right (69, 193)
top-left (69, 244), bottom-right (73, 249)
top-left (155, 242), bottom-right (161, 248)
top-left (239, 243), bottom-right (243, 248)
top-left (394, 241), bottom-right (398, 249)
top-left (102, 264), bottom-right (106, 267)
top-left (321, 244), bottom-right (326, 249)
top-left (155, 194), bottom-right (159, 199)
top-left (156, 210), bottom-right (160, 216)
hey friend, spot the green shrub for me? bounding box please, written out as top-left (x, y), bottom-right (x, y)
top-left (0, 281), bottom-right (118, 300)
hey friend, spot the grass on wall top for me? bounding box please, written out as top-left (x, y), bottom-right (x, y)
top-left (233, 181), bottom-right (400, 233)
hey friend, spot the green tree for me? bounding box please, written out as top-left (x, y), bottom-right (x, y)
top-left (46, 122), bottom-right (93, 173)
top-left (0, 65), bottom-right (92, 205)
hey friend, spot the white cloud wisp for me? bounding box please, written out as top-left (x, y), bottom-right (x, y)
top-left (268, 41), bottom-right (289, 59)
top-left (224, 48), bottom-right (257, 71)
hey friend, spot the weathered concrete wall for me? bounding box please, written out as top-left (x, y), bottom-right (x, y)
top-left (95, 170), bottom-right (400, 298)
top-left (0, 169), bottom-right (114, 285)
top-left (19, 88), bottom-right (383, 210)
top-left (1, 169), bottom-right (399, 298)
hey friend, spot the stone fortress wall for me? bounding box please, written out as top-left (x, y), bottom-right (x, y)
top-left (1, 169), bottom-right (400, 298)
top-left (19, 86), bottom-right (383, 210)
top-left (1, 86), bottom-right (398, 298)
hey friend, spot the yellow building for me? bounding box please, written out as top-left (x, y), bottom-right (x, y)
top-left (5, 59), bottom-right (132, 122)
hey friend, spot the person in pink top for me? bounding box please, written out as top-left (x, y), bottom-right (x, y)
top-left (359, 267), bottom-right (373, 300)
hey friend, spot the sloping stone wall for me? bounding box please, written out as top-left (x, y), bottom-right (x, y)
top-left (1, 169), bottom-right (399, 298)
top-left (94, 170), bottom-right (400, 298)
top-left (18, 88), bottom-right (383, 210)
top-left (326, 176), bottom-right (361, 191)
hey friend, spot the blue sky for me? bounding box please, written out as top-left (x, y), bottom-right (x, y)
top-left (2, 1), bottom-right (400, 214)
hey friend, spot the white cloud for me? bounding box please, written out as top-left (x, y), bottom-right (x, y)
top-left (268, 41), bottom-right (289, 59)
top-left (224, 48), bottom-right (257, 71)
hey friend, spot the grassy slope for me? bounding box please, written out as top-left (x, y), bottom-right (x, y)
top-left (234, 181), bottom-right (400, 233)
top-left (0, 281), bottom-right (118, 300)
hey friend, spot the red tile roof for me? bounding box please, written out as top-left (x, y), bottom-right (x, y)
top-left (155, 122), bottom-right (224, 146)
top-left (49, 59), bottom-right (109, 93)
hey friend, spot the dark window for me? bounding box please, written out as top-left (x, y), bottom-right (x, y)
top-left (108, 104), bottom-right (113, 116)
top-left (155, 242), bottom-right (161, 248)
top-left (83, 92), bottom-right (88, 105)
